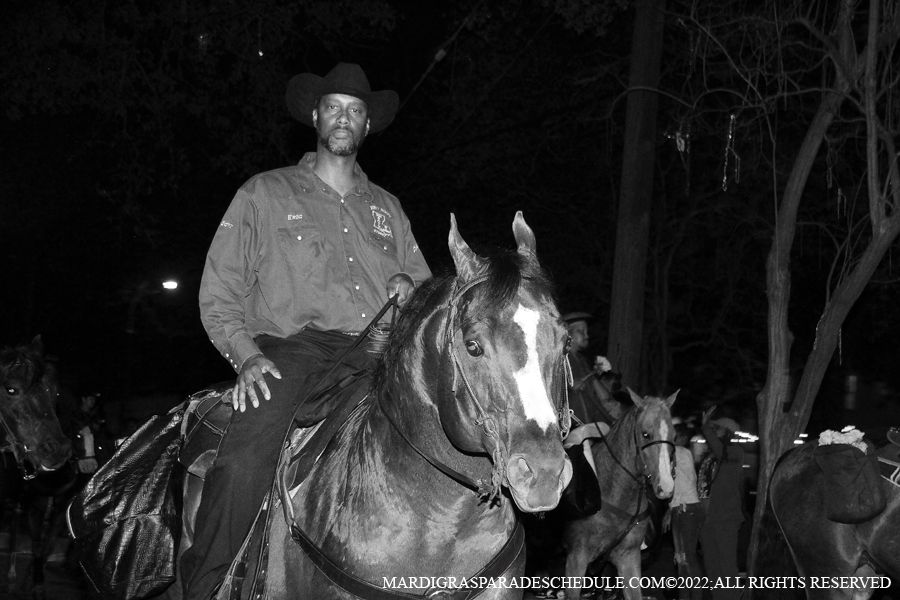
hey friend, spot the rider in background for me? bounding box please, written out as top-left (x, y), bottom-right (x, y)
top-left (71, 392), bottom-right (113, 476)
top-left (561, 312), bottom-right (618, 428)
top-left (699, 408), bottom-right (746, 600)
top-left (185, 62), bottom-right (431, 599)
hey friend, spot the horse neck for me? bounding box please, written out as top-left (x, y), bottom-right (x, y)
top-left (594, 408), bottom-right (645, 499)
top-left (373, 305), bottom-right (506, 520)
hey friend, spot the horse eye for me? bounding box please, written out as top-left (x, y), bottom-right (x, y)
top-left (564, 336), bottom-right (572, 354)
top-left (5, 387), bottom-right (16, 396)
top-left (642, 431), bottom-right (650, 439)
top-left (465, 340), bottom-right (483, 357)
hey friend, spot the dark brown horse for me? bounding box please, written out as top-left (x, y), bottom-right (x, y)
top-left (0, 336), bottom-right (75, 599)
top-left (765, 440), bottom-right (900, 600)
top-left (169, 212), bottom-right (573, 599)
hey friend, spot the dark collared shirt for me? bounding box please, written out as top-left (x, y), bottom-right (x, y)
top-left (200, 152), bottom-right (431, 372)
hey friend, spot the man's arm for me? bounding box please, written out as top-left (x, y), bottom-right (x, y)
top-left (392, 204), bottom-right (432, 287)
top-left (199, 190), bottom-right (281, 411)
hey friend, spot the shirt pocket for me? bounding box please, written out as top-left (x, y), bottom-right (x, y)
top-left (277, 225), bottom-right (323, 276)
top-left (369, 233), bottom-right (398, 261)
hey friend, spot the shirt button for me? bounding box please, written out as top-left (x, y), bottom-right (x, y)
top-left (297, 235), bottom-right (302, 240)
top-left (225, 353), bottom-right (229, 358)
top-left (355, 285), bottom-right (360, 290)
top-left (343, 228), bottom-right (348, 233)
top-left (340, 199), bottom-right (345, 204)
top-left (348, 257), bottom-right (354, 262)
top-left (361, 313), bottom-right (366, 318)
top-left (383, 246), bottom-right (388, 251)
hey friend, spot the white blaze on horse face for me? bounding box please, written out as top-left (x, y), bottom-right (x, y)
top-left (657, 419), bottom-right (675, 493)
top-left (512, 305), bottom-right (557, 431)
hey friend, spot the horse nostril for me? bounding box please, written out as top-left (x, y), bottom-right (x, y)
top-left (507, 455), bottom-right (534, 489)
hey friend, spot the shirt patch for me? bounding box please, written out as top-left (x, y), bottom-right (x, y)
top-left (287, 214), bottom-right (303, 221)
top-left (370, 206), bottom-right (393, 239)
top-left (220, 221), bottom-right (234, 228)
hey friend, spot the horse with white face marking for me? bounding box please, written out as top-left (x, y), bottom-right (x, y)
top-left (163, 212), bottom-right (573, 599)
top-left (562, 390), bottom-right (677, 600)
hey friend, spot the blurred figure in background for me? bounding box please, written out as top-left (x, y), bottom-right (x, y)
top-left (699, 408), bottom-right (746, 600)
top-left (665, 427), bottom-right (704, 600)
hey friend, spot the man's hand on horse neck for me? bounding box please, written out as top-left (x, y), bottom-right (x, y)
top-left (233, 354), bottom-right (282, 412)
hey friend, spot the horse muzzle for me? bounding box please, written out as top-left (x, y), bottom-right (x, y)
top-left (33, 437), bottom-right (73, 472)
top-left (505, 452), bottom-right (572, 512)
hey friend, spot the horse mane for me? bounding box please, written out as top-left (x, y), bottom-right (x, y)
top-left (372, 248), bottom-right (555, 392)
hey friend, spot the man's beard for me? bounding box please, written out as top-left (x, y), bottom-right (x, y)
top-left (318, 127), bottom-right (364, 157)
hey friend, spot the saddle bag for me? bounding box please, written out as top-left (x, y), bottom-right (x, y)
top-left (560, 442), bottom-right (602, 519)
top-left (66, 405), bottom-right (185, 600)
top-left (813, 442), bottom-right (886, 524)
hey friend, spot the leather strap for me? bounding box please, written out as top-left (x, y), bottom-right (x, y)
top-left (378, 392), bottom-right (484, 493)
top-left (291, 520), bottom-right (525, 600)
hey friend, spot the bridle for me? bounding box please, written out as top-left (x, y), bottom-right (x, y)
top-left (601, 408), bottom-right (675, 487)
top-left (443, 274), bottom-right (571, 499)
top-left (379, 273), bottom-right (571, 501)
top-left (592, 407), bottom-right (675, 562)
top-left (293, 276), bottom-right (571, 600)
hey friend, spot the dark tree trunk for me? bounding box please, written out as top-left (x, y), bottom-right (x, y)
top-left (607, 0), bottom-right (666, 389)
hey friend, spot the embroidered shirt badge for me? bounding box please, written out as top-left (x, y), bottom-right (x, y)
top-left (371, 206), bottom-right (393, 239)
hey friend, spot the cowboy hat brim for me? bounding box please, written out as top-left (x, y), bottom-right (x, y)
top-left (286, 73), bottom-right (399, 134)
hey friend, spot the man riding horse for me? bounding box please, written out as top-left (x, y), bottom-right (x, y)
top-left (184, 62), bottom-right (431, 599)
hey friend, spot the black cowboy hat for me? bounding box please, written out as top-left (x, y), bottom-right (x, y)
top-left (286, 63), bottom-right (400, 133)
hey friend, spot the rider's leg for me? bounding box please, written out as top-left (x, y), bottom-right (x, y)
top-left (181, 330), bottom-right (373, 600)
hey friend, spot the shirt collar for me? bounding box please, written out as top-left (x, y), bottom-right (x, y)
top-left (296, 152), bottom-right (373, 198)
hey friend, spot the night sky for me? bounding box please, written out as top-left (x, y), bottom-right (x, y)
top-left (3, 0), bottom-right (899, 430)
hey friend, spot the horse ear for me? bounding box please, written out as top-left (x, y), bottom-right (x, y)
top-left (512, 211), bottom-right (537, 258)
top-left (448, 213), bottom-right (483, 281)
top-left (627, 387), bottom-right (645, 407)
top-left (665, 389), bottom-right (679, 409)
top-left (30, 335), bottom-right (44, 355)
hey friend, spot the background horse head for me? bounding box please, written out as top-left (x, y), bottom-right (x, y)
top-left (0, 336), bottom-right (73, 477)
top-left (562, 390), bottom-right (676, 600)
top-left (624, 389), bottom-right (677, 499)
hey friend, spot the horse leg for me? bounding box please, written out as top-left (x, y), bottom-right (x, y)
top-left (7, 503), bottom-right (21, 594)
top-left (29, 495), bottom-right (52, 600)
top-left (564, 522), bottom-right (606, 600)
top-left (608, 539), bottom-right (643, 600)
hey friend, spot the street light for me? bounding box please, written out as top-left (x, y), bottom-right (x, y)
top-left (126, 280), bottom-right (178, 334)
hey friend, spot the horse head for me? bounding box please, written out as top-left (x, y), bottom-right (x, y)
top-left (438, 212), bottom-right (572, 512)
top-left (0, 336), bottom-right (73, 476)
top-left (627, 388), bottom-right (677, 499)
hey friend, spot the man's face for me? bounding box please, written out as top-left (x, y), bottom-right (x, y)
top-left (568, 320), bottom-right (589, 352)
top-left (312, 93), bottom-right (369, 157)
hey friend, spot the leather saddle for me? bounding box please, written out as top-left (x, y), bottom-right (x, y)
top-left (178, 372), bottom-right (373, 600)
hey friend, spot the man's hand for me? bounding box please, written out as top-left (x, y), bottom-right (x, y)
top-left (233, 354), bottom-right (282, 413)
top-left (386, 273), bottom-right (415, 306)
